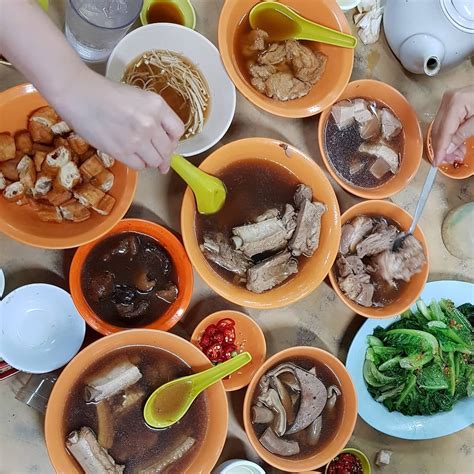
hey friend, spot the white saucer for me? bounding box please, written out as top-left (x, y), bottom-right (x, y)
top-left (0, 283), bottom-right (86, 373)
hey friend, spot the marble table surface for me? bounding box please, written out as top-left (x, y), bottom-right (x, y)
top-left (0, 1), bottom-right (473, 473)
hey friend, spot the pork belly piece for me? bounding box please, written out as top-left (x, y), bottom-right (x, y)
top-left (3, 181), bottom-right (24, 202)
top-left (80, 154), bottom-right (105, 180)
top-left (338, 273), bottom-right (374, 307)
top-left (336, 254), bottom-right (366, 277)
top-left (0, 133), bottom-right (15, 162)
top-left (373, 235), bottom-right (426, 285)
top-left (339, 216), bottom-right (374, 255)
top-left (285, 40), bottom-right (327, 83)
top-left (370, 157), bottom-right (392, 179)
top-left (201, 233), bottom-right (252, 277)
top-left (232, 217), bottom-right (290, 258)
top-left (60, 199), bottom-right (91, 223)
top-left (352, 98), bottom-right (373, 124)
top-left (380, 108), bottom-right (402, 140)
top-left (17, 156), bottom-right (36, 189)
top-left (90, 169), bottom-right (114, 193)
top-left (246, 251), bottom-right (298, 293)
top-left (259, 42), bottom-right (287, 65)
top-left (14, 130), bottom-right (33, 155)
top-left (264, 72), bottom-right (312, 101)
top-left (359, 142), bottom-right (399, 174)
top-left (331, 100), bottom-right (355, 130)
top-left (66, 427), bottom-right (124, 474)
top-left (354, 101), bottom-right (381, 140)
top-left (356, 223), bottom-right (398, 258)
top-left (289, 200), bottom-right (326, 257)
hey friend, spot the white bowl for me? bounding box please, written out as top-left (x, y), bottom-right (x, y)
top-left (214, 459), bottom-right (266, 474)
top-left (0, 284), bottom-right (86, 373)
top-left (106, 23), bottom-right (236, 157)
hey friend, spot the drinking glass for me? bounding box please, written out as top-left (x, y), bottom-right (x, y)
top-left (15, 371), bottom-right (59, 414)
top-left (65, 0), bottom-right (143, 62)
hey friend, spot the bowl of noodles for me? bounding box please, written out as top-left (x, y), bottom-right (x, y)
top-left (106, 23), bottom-right (236, 156)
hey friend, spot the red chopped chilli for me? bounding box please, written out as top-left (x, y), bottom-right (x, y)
top-left (199, 318), bottom-right (238, 364)
top-left (327, 453), bottom-right (363, 474)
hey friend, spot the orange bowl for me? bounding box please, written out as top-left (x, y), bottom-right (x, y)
top-left (318, 80), bottom-right (423, 199)
top-left (180, 137), bottom-right (341, 309)
top-left (328, 200), bottom-right (429, 318)
top-left (425, 120), bottom-right (474, 179)
top-left (0, 84), bottom-right (137, 249)
top-left (69, 218), bottom-right (193, 335)
top-left (191, 310), bottom-right (267, 391)
top-left (243, 346), bottom-right (357, 472)
top-left (44, 329), bottom-right (228, 473)
top-left (218, 0), bottom-right (354, 118)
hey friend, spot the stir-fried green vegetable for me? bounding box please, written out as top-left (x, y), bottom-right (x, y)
top-left (364, 298), bottom-right (473, 416)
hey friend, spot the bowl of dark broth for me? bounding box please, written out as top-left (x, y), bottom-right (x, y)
top-left (243, 346), bottom-right (357, 472)
top-left (181, 137), bottom-right (341, 309)
top-left (70, 219), bottom-right (193, 335)
top-left (45, 329), bottom-right (228, 473)
top-left (318, 79), bottom-right (423, 199)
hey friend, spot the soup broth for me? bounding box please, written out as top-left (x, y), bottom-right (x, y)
top-left (64, 345), bottom-right (208, 474)
top-left (325, 99), bottom-right (404, 188)
top-left (252, 357), bottom-right (344, 459)
top-left (146, 2), bottom-right (185, 25)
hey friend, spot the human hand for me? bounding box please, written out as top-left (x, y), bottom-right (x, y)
top-left (57, 70), bottom-right (185, 172)
top-left (431, 85), bottom-right (474, 166)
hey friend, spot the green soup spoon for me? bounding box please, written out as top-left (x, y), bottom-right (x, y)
top-left (144, 352), bottom-right (252, 429)
top-left (249, 1), bottom-right (357, 48)
top-left (170, 154), bottom-right (226, 215)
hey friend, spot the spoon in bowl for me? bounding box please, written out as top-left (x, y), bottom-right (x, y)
top-left (144, 351), bottom-right (252, 429)
top-left (249, 1), bottom-right (357, 48)
top-left (170, 154), bottom-right (226, 215)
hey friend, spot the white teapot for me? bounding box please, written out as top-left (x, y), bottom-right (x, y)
top-left (383, 0), bottom-right (474, 76)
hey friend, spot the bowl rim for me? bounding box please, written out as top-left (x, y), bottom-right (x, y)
top-left (190, 310), bottom-right (267, 391)
top-left (317, 79), bottom-right (423, 199)
top-left (0, 84), bottom-right (138, 249)
top-left (328, 200), bottom-right (430, 318)
top-left (69, 218), bottom-right (194, 335)
top-left (243, 346), bottom-right (358, 472)
top-left (180, 137), bottom-right (341, 309)
top-left (217, 0), bottom-right (354, 118)
top-left (44, 328), bottom-right (229, 473)
top-left (0, 283), bottom-right (86, 373)
top-left (105, 22), bottom-right (237, 157)
top-left (325, 447), bottom-right (372, 474)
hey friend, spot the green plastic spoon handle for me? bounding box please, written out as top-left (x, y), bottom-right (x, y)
top-left (299, 21), bottom-right (357, 48)
top-left (171, 154), bottom-right (207, 189)
top-left (191, 352), bottom-right (252, 395)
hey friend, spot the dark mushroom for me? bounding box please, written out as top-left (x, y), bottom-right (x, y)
top-left (135, 271), bottom-right (156, 292)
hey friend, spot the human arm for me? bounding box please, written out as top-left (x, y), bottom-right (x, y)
top-left (0, 0), bottom-right (184, 171)
top-left (431, 85), bottom-right (474, 166)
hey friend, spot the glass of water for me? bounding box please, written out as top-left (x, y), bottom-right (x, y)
top-left (65, 0), bottom-right (143, 62)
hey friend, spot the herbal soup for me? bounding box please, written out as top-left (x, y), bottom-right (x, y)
top-left (195, 159), bottom-right (327, 294)
top-left (251, 357), bottom-right (343, 458)
top-left (325, 98), bottom-right (404, 188)
top-left (64, 346), bottom-right (207, 473)
top-left (81, 232), bottom-right (179, 328)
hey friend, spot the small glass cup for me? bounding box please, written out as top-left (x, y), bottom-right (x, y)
top-left (65, 0), bottom-right (143, 62)
top-left (15, 371), bottom-right (59, 414)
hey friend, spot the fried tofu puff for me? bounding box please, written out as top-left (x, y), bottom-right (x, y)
top-left (60, 199), bottom-right (91, 223)
top-left (17, 156), bottom-right (36, 189)
top-left (3, 181), bottom-right (25, 202)
top-left (14, 130), bottom-right (33, 155)
top-left (0, 133), bottom-right (16, 162)
top-left (28, 106), bottom-right (59, 144)
top-left (68, 134), bottom-right (90, 155)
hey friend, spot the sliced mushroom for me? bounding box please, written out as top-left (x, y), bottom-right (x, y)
top-left (252, 406), bottom-right (274, 424)
top-left (257, 388), bottom-right (287, 436)
top-left (327, 385), bottom-right (341, 410)
top-left (259, 427), bottom-right (300, 457)
top-left (307, 415), bottom-right (322, 446)
top-left (270, 375), bottom-right (295, 426)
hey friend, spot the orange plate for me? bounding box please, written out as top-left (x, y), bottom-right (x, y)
top-left (0, 84), bottom-right (137, 249)
top-left (191, 310), bottom-right (267, 391)
top-left (180, 137), bottom-right (341, 309)
top-left (44, 329), bottom-right (228, 473)
top-left (329, 200), bottom-right (429, 318)
top-left (218, 0), bottom-right (354, 118)
top-left (69, 218), bottom-right (193, 335)
top-left (425, 120), bottom-right (474, 179)
top-left (243, 346), bottom-right (357, 472)
top-left (318, 79), bottom-right (423, 199)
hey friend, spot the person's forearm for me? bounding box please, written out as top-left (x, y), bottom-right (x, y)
top-left (0, 0), bottom-right (92, 101)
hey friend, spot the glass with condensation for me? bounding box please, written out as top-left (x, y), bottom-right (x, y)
top-left (65, 0), bottom-right (143, 62)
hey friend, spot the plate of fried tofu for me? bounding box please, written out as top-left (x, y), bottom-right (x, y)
top-left (0, 84), bottom-right (137, 249)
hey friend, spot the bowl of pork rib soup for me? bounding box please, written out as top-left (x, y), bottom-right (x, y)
top-left (329, 200), bottom-right (429, 318)
top-left (180, 137), bottom-right (341, 309)
top-left (318, 79), bottom-right (423, 199)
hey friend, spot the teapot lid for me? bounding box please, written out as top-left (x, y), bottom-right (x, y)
top-left (441, 0), bottom-right (474, 33)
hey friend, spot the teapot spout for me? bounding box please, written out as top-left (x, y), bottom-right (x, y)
top-left (399, 34), bottom-right (445, 76)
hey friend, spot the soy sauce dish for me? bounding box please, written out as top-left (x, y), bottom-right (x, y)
top-left (69, 219), bottom-right (193, 335)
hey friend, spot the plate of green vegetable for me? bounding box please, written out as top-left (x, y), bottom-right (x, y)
top-left (346, 280), bottom-right (473, 439)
